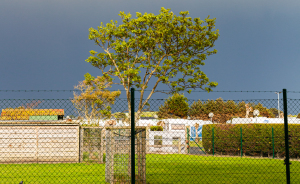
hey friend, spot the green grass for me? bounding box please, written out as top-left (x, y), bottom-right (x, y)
top-left (0, 154), bottom-right (299, 183)
top-left (0, 163), bottom-right (105, 183)
top-left (189, 140), bottom-right (203, 147)
top-left (146, 154), bottom-right (299, 184)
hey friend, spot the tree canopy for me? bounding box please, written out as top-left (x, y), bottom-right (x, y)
top-left (72, 73), bottom-right (121, 125)
top-left (85, 7), bottom-right (219, 122)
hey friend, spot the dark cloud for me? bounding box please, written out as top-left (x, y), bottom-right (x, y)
top-left (0, 0), bottom-right (300, 100)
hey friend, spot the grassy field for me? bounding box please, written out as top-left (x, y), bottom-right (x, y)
top-left (0, 154), bottom-right (299, 184)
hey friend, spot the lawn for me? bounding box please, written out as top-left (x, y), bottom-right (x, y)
top-left (0, 154), bottom-right (299, 184)
top-left (189, 140), bottom-right (203, 147)
top-left (146, 154), bottom-right (298, 184)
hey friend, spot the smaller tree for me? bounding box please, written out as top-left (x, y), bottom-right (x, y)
top-left (72, 73), bottom-right (121, 126)
top-left (157, 93), bottom-right (189, 119)
top-left (269, 108), bottom-right (283, 118)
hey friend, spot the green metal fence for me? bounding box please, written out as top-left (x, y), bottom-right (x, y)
top-left (0, 89), bottom-right (299, 183)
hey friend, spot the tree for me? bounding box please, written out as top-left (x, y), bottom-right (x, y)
top-left (85, 7), bottom-right (219, 124)
top-left (157, 93), bottom-right (189, 119)
top-left (71, 73), bottom-right (121, 126)
top-left (269, 108), bottom-right (283, 118)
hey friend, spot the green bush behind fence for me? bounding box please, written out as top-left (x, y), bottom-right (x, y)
top-left (202, 124), bottom-right (300, 158)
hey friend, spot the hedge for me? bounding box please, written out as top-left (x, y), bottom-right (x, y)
top-left (202, 124), bottom-right (300, 158)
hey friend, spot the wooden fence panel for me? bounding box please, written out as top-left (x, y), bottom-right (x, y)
top-left (0, 126), bottom-right (37, 162)
top-left (37, 126), bottom-right (79, 162)
top-left (0, 125), bottom-right (79, 163)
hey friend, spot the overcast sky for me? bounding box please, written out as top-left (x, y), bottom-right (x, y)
top-left (1, 0), bottom-right (300, 100)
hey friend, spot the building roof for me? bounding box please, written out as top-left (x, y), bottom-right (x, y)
top-left (0, 109), bottom-right (64, 120)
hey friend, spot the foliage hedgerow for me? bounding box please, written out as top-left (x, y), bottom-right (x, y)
top-left (188, 98), bottom-right (276, 123)
top-left (202, 123), bottom-right (300, 158)
top-left (158, 96), bottom-right (280, 123)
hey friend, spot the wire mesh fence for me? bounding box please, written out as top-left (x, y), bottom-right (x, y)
top-left (0, 91), bottom-right (299, 183)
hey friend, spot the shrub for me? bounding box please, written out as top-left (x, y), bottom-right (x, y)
top-left (150, 126), bottom-right (163, 131)
top-left (202, 123), bottom-right (300, 158)
top-left (157, 93), bottom-right (189, 119)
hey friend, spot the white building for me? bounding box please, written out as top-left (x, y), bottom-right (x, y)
top-left (228, 117), bottom-right (300, 124)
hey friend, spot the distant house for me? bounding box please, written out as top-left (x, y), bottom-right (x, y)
top-left (0, 109), bottom-right (64, 121)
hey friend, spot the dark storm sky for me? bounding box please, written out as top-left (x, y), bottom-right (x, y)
top-left (1, 0), bottom-right (300, 100)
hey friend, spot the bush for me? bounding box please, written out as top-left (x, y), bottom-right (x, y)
top-left (150, 126), bottom-right (163, 131)
top-left (157, 93), bottom-right (189, 119)
top-left (202, 124), bottom-right (300, 158)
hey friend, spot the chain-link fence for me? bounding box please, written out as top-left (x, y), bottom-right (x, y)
top-left (0, 90), bottom-right (299, 183)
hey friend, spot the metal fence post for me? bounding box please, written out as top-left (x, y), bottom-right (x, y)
top-left (131, 88), bottom-right (135, 184)
top-left (212, 128), bottom-right (215, 156)
top-left (272, 127), bottom-right (275, 159)
top-left (283, 89), bottom-right (290, 184)
top-left (186, 126), bottom-right (190, 154)
top-left (240, 127), bottom-right (243, 158)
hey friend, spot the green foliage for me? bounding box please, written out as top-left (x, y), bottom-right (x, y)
top-left (188, 98), bottom-right (275, 123)
top-left (202, 124), bottom-right (300, 158)
top-left (112, 112), bottom-right (127, 119)
top-left (269, 108), bottom-right (282, 117)
top-left (150, 126), bottom-right (163, 131)
top-left (72, 74), bottom-right (121, 124)
top-left (85, 7), bottom-right (219, 119)
top-left (157, 93), bottom-right (189, 119)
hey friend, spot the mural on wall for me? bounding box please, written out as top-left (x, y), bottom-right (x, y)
top-left (190, 125), bottom-right (203, 141)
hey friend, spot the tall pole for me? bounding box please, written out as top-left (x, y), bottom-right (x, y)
top-left (283, 89), bottom-right (290, 184)
top-left (131, 88), bottom-right (135, 184)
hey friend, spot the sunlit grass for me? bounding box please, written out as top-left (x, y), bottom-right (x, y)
top-left (0, 154), bottom-right (299, 183)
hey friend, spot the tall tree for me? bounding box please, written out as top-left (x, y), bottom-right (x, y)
top-left (85, 7), bottom-right (219, 123)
